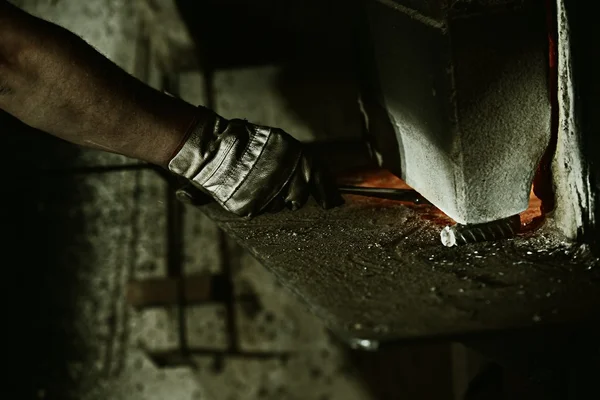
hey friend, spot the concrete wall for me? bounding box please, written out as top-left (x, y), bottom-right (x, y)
top-left (549, 0), bottom-right (597, 244)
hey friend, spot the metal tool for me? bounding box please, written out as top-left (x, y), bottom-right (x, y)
top-left (440, 215), bottom-right (521, 247)
top-left (338, 185), bottom-right (431, 205)
top-left (340, 185), bottom-right (521, 246)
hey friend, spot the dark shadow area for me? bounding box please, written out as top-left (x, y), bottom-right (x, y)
top-left (353, 0), bottom-right (404, 176)
top-left (464, 325), bottom-right (600, 399)
top-left (349, 342), bottom-right (455, 400)
top-left (175, 0), bottom-right (369, 143)
top-left (463, 363), bottom-right (504, 400)
top-left (345, 325), bottom-right (600, 400)
top-left (1, 111), bottom-right (85, 399)
top-left (174, 0), bottom-right (362, 69)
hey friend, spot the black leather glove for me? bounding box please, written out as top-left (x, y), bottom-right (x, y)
top-left (168, 106), bottom-right (343, 217)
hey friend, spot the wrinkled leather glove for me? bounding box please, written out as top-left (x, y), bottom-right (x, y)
top-left (168, 106), bottom-right (343, 217)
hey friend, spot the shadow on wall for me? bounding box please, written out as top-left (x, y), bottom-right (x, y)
top-left (349, 342), bottom-right (456, 400)
top-left (1, 111), bottom-right (85, 399)
top-left (174, 0), bottom-right (367, 142)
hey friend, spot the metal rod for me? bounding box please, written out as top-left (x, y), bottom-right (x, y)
top-left (440, 215), bottom-right (521, 247)
top-left (338, 185), bottom-right (431, 205)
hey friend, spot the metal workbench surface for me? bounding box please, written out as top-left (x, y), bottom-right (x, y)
top-left (196, 177), bottom-right (600, 346)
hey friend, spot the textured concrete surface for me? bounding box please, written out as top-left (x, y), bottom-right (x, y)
top-left (365, 0), bottom-right (551, 224)
top-left (549, 0), bottom-right (597, 242)
top-left (568, 0), bottom-right (600, 247)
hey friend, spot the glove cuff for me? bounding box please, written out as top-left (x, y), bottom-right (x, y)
top-left (168, 106), bottom-right (222, 178)
top-left (167, 106), bottom-right (302, 215)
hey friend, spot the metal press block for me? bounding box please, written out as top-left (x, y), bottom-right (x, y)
top-left (363, 0), bottom-right (551, 225)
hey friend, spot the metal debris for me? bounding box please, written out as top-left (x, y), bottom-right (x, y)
top-left (348, 338), bottom-right (380, 352)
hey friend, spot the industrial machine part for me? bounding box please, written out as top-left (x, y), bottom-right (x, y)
top-left (362, 0), bottom-right (551, 226)
top-left (338, 185), bottom-right (430, 204)
top-left (339, 186), bottom-right (521, 246)
top-left (440, 215), bottom-right (521, 247)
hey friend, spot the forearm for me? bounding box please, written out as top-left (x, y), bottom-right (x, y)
top-left (0, 1), bottom-right (196, 167)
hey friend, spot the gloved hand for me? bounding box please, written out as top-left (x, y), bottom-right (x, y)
top-left (168, 106), bottom-right (343, 217)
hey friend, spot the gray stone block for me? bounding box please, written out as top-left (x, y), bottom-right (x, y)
top-left (366, 0), bottom-right (551, 224)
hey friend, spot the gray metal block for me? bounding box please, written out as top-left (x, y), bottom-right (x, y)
top-left (365, 0), bottom-right (551, 224)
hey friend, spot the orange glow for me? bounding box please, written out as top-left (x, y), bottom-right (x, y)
top-left (521, 188), bottom-right (544, 232)
top-left (338, 168), bottom-right (412, 189)
top-left (337, 168), bottom-right (453, 226)
top-left (338, 168), bottom-right (544, 231)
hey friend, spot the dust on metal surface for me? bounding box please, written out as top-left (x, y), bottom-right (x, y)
top-left (198, 170), bottom-right (600, 344)
top-left (440, 215), bottom-right (521, 247)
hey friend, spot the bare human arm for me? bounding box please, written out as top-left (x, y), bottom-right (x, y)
top-left (0, 0), bottom-right (195, 167)
top-left (0, 1), bottom-right (342, 216)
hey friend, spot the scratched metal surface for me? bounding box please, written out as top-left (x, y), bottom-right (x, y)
top-left (198, 195), bottom-right (600, 344)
